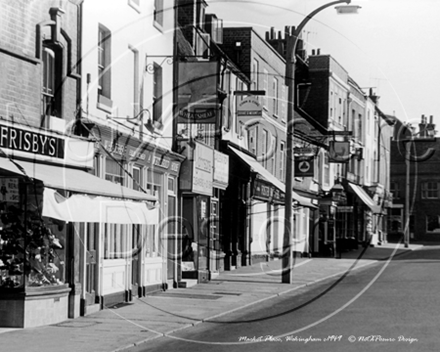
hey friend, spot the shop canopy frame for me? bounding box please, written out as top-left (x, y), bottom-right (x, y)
top-left (0, 158), bottom-right (158, 225)
top-left (348, 182), bottom-right (382, 214)
top-left (228, 146), bottom-right (317, 209)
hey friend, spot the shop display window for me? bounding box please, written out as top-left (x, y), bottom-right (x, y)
top-left (0, 178), bottom-right (65, 289)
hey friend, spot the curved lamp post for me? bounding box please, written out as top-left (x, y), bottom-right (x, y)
top-left (283, 0), bottom-right (354, 283)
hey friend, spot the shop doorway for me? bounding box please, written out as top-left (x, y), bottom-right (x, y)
top-left (85, 223), bottom-right (98, 306)
top-left (131, 225), bottom-right (141, 297)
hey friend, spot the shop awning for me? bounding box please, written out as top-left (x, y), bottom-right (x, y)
top-left (42, 188), bottom-right (158, 224)
top-left (348, 183), bottom-right (381, 214)
top-left (228, 146), bottom-right (317, 209)
top-left (0, 158), bottom-right (158, 224)
top-left (294, 194), bottom-right (318, 209)
top-left (0, 158), bottom-right (156, 201)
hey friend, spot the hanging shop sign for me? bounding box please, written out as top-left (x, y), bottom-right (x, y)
top-left (237, 96), bottom-right (263, 132)
top-left (294, 157), bottom-right (315, 177)
top-left (328, 141), bottom-right (351, 163)
top-left (294, 147), bottom-right (318, 156)
top-left (213, 150), bottom-right (229, 189)
top-left (177, 61), bottom-right (219, 124)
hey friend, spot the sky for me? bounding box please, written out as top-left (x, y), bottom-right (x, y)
top-left (206, 0), bottom-right (440, 133)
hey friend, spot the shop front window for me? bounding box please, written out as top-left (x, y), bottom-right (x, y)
top-left (145, 170), bottom-right (161, 258)
top-left (104, 159), bottom-right (126, 259)
top-left (0, 178), bottom-right (65, 289)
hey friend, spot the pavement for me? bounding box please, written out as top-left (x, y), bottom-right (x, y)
top-left (0, 241), bottom-right (423, 352)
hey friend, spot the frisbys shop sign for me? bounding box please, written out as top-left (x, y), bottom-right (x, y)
top-left (0, 124), bottom-right (64, 158)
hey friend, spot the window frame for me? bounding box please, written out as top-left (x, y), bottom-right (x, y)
top-left (279, 141), bottom-right (285, 181)
top-left (421, 182), bottom-right (440, 199)
top-left (390, 181), bottom-right (400, 199)
top-left (273, 76), bottom-right (279, 117)
top-left (42, 43), bottom-right (62, 117)
top-left (152, 62), bottom-right (163, 124)
top-left (97, 24), bottom-right (112, 110)
top-left (153, 0), bottom-right (164, 30)
top-left (128, 0), bottom-right (141, 13)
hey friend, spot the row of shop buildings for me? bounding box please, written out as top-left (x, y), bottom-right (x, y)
top-left (0, 0), bottom-right (399, 328)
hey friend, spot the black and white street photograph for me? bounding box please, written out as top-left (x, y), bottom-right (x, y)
top-left (0, 1), bottom-right (439, 351)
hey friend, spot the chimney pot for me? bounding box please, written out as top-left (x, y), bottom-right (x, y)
top-left (430, 115), bottom-right (434, 124)
top-left (270, 27), bottom-right (275, 40)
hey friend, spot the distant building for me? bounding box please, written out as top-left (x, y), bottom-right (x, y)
top-left (390, 115), bottom-right (440, 242)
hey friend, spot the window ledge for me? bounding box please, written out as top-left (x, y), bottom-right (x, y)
top-left (128, 0), bottom-right (141, 13)
top-left (153, 21), bottom-right (164, 33)
top-left (97, 94), bottom-right (113, 113)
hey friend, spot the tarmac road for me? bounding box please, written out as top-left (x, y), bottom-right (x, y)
top-left (127, 245), bottom-right (440, 352)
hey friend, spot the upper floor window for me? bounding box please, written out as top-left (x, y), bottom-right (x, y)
top-left (98, 25), bottom-right (112, 107)
top-left (273, 77), bottom-right (279, 116)
top-left (261, 129), bottom-right (268, 168)
top-left (263, 69), bottom-right (268, 109)
top-left (42, 45), bottom-right (62, 117)
top-left (324, 153), bottom-right (330, 186)
top-left (105, 158), bottom-right (124, 185)
top-left (351, 109), bottom-right (356, 137)
top-left (154, 0), bottom-right (164, 28)
top-left (128, 0), bottom-right (141, 12)
top-left (132, 166), bottom-right (141, 191)
top-left (252, 59), bottom-right (259, 90)
top-left (358, 113), bottom-right (363, 140)
top-left (390, 182), bottom-right (400, 199)
top-left (279, 142), bottom-right (285, 181)
top-left (153, 63), bottom-right (163, 124)
top-left (271, 136), bottom-right (277, 174)
top-left (249, 127), bottom-right (256, 155)
top-left (422, 182), bottom-right (440, 199)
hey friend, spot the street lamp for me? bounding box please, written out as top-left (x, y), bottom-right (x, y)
top-left (283, 0), bottom-right (354, 284)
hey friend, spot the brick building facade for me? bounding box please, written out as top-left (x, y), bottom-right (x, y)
top-left (390, 116), bottom-right (440, 241)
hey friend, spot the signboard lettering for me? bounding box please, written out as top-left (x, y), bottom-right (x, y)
top-left (213, 150), bottom-right (229, 187)
top-left (0, 125), bottom-right (64, 158)
top-left (192, 142), bottom-right (213, 196)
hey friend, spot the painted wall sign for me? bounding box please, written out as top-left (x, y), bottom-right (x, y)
top-left (253, 177), bottom-right (285, 204)
top-left (100, 135), bottom-right (181, 176)
top-left (0, 178), bottom-right (19, 203)
top-left (213, 150), bottom-right (229, 188)
top-left (192, 142), bottom-right (213, 196)
top-left (0, 124), bottom-right (64, 158)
